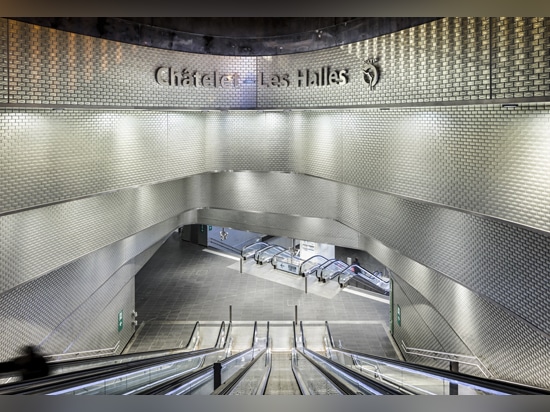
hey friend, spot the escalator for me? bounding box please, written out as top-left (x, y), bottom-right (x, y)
top-left (319, 321), bottom-right (550, 395)
top-left (1, 320), bottom-right (548, 395)
top-left (0, 322), bottom-right (231, 395)
top-left (337, 265), bottom-right (390, 295)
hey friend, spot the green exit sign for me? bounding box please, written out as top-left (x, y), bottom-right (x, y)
top-left (118, 309), bottom-right (123, 332)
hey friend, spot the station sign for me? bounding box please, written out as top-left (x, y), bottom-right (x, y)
top-left (155, 58), bottom-right (379, 90)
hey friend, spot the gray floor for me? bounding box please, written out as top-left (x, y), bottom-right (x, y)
top-left (125, 231), bottom-right (401, 360)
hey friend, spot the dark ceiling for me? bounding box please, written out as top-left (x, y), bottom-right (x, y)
top-left (12, 17), bottom-right (441, 55)
top-left (119, 17), bottom-right (359, 38)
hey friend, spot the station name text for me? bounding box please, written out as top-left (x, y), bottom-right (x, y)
top-left (155, 66), bottom-right (349, 88)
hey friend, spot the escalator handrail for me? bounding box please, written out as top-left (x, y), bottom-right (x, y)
top-left (215, 321), bottom-right (229, 348)
top-left (255, 245), bottom-right (286, 262)
top-left (320, 260), bottom-right (353, 280)
top-left (0, 346), bottom-right (226, 395)
top-left (183, 321), bottom-right (200, 349)
top-left (253, 245), bottom-right (276, 261)
top-left (338, 265), bottom-right (390, 285)
top-left (330, 346), bottom-right (550, 395)
top-left (1, 321), bottom-right (205, 383)
top-left (314, 258), bottom-right (338, 279)
top-left (323, 331), bottom-right (550, 395)
top-left (241, 241), bottom-right (269, 257)
top-left (298, 255), bottom-right (329, 275)
top-left (210, 347), bottom-right (269, 395)
top-left (300, 321), bottom-right (401, 395)
top-left (139, 345), bottom-right (259, 394)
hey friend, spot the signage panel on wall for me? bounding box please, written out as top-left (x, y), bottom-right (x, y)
top-left (155, 59), bottom-right (379, 91)
top-left (118, 309), bottom-right (124, 332)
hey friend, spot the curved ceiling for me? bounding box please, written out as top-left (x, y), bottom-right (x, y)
top-left (12, 17), bottom-right (441, 55)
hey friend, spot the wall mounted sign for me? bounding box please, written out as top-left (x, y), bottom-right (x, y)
top-left (118, 309), bottom-right (123, 332)
top-left (155, 67), bottom-right (240, 88)
top-left (155, 60), bottom-right (379, 90)
top-left (362, 58), bottom-right (379, 90)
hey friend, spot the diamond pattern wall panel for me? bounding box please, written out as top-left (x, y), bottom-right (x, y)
top-left (349, 184), bottom-right (550, 335)
top-left (0, 19), bottom-right (7, 103)
top-left (492, 18), bottom-right (550, 99)
top-left (7, 20), bottom-right (257, 108)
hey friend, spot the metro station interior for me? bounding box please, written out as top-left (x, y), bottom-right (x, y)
top-left (0, 16), bottom-right (549, 395)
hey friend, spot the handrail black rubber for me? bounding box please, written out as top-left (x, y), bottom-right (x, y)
top-left (0, 346), bottom-right (225, 395)
top-left (298, 255), bottom-right (328, 275)
top-left (323, 322), bottom-right (550, 395)
top-left (138, 345), bottom-right (258, 395)
top-left (299, 321), bottom-right (402, 395)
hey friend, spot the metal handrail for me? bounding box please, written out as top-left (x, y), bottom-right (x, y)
top-left (180, 321), bottom-right (200, 349)
top-left (209, 238), bottom-right (242, 255)
top-left (299, 255), bottom-right (329, 275)
top-left (44, 341), bottom-right (121, 362)
top-left (400, 341), bottom-right (493, 378)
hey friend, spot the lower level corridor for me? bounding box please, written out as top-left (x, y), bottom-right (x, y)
top-left (124, 231), bottom-right (400, 361)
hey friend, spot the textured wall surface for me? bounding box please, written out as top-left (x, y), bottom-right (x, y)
top-left (1, 17), bottom-right (549, 388)
top-left (0, 19), bottom-right (7, 104)
top-left (3, 18), bottom-right (549, 109)
top-left (2, 106), bottom-right (549, 232)
top-left (492, 18), bottom-right (550, 99)
top-left (0, 219), bottom-right (172, 360)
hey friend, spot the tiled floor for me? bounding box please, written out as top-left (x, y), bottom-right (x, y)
top-left (125, 231), bottom-right (401, 361)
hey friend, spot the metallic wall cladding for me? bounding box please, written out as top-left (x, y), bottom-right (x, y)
top-left (7, 20), bottom-right (257, 108)
top-left (0, 172), bottom-right (549, 386)
top-left (195, 208), bottom-right (360, 249)
top-left (492, 18), bottom-right (550, 99)
top-left (0, 181), bottom-right (189, 293)
top-left (0, 220), bottom-right (170, 360)
top-left (2, 105), bottom-right (550, 234)
top-left (0, 19), bottom-right (7, 103)
top-left (390, 270), bottom-right (550, 386)
top-left (257, 18), bottom-right (491, 107)
top-left (4, 18), bottom-right (549, 108)
top-left (1, 16), bottom-right (549, 388)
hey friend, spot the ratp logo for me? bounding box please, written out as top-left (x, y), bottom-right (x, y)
top-left (362, 58), bottom-right (379, 90)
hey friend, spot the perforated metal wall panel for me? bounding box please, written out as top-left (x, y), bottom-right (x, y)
top-left (0, 181), bottom-right (190, 292)
top-left (492, 18), bottom-right (550, 99)
top-left (0, 19), bottom-right (7, 104)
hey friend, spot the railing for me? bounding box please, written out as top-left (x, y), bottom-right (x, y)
top-left (179, 321), bottom-right (200, 350)
top-left (337, 264), bottom-right (390, 294)
top-left (209, 238), bottom-right (242, 255)
top-left (400, 341), bottom-right (493, 378)
top-left (241, 242), bottom-right (270, 260)
top-left (44, 341), bottom-right (121, 363)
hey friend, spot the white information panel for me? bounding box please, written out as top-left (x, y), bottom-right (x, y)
top-left (299, 241), bottom-right (335, 261)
